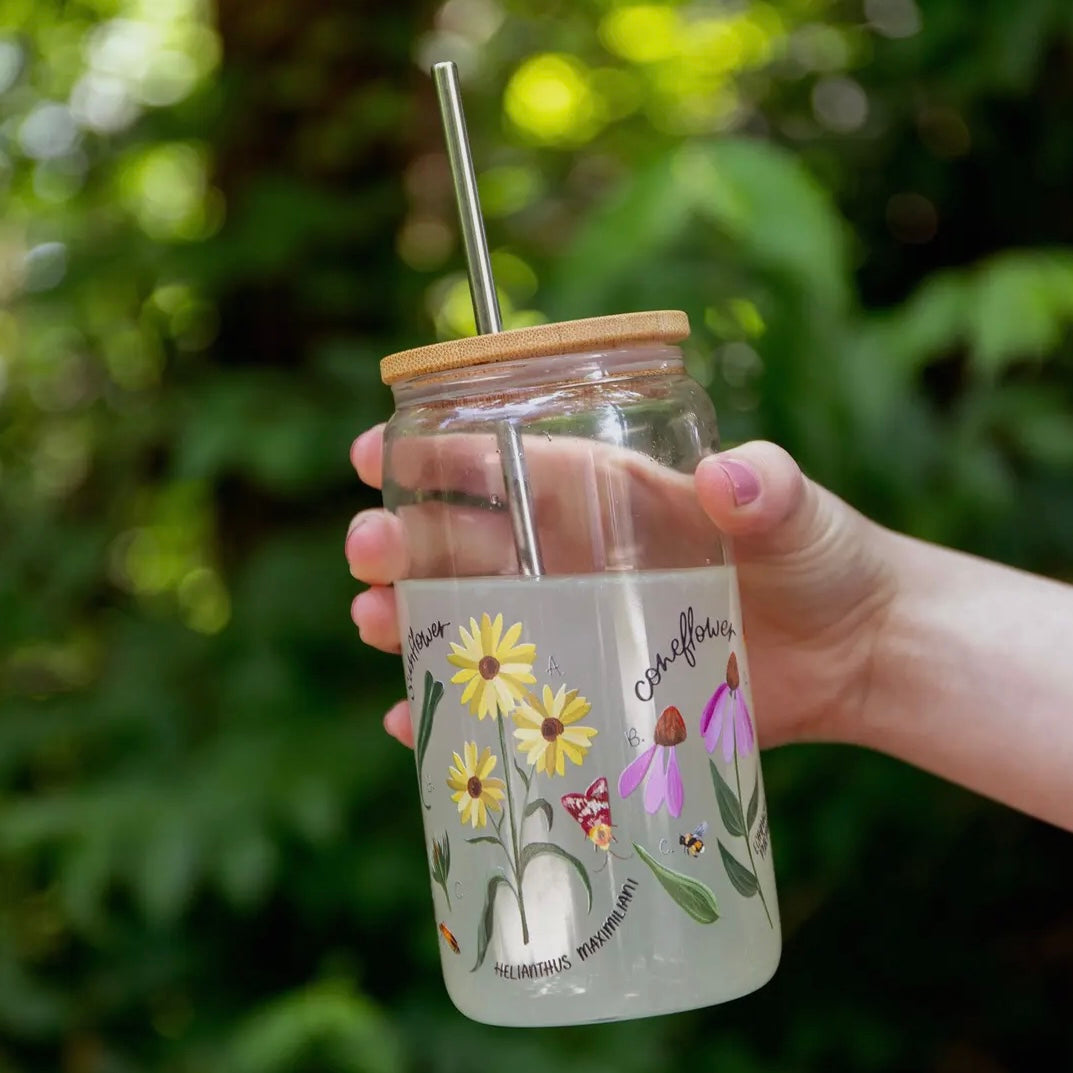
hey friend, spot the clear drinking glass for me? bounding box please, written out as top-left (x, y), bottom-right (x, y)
top-left (380, 312), bottom-right (780, 1026)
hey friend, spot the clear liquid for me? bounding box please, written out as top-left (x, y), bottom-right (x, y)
top-left (398, 565), bottom-right (781, 1027)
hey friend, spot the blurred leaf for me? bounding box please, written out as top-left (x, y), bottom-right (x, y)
top-left (228, 979), bottom-right (405, 1073)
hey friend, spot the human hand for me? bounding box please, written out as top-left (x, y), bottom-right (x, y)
top-left (346, 424), bottom-right (897, 752)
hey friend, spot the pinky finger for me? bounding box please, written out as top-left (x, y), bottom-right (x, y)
top-left (383, 699), bottom-right (415, 749)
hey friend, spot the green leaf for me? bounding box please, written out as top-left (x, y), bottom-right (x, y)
top-left (523, 798), bottom-right (554, 830)
top-left (228, 978), bottom-right (404, 1073)
top-left (416, 672), bottom-right (444, 809)
top-left (471, 874), bottom-right (512, 973)
top-left (633, 843), bottom-right (720, 925)
top-left (513, 759), bottom-right (532, 791)
top-left (710, 761), bottom-right (746, 838)
top-left (465, 836), bottom-right (503, 846)
top-left (718, 840), bottom-right (758, 898)
top-left (519, 841), bottom-right (592, 912)
top-left (746, 777), bottom-right (760, 832)
top-left (416, 672), bottom-right (444, 773)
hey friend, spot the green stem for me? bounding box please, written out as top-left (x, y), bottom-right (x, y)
top-left (498, 715), bottom-right (530, 944)
top-left (733, 724), bottom-right (773, 930)
top-left (519, 762), bottom-right (534, 822)
top-left (435, 876), bottom-right (451, 910)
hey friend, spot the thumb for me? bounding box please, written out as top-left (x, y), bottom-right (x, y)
top-left (694, 442), bottom-right (832, 560)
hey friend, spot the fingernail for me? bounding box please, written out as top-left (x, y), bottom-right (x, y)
top-left (347, 514), bottom-right (368, 538)
top-left (716, 459), bottom-right (760, 506)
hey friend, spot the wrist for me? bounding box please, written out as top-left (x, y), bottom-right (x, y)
top-left (839, 526), bottom-right (925, 753)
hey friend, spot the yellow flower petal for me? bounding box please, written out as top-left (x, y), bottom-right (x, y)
top-left (563, 726), bottom-right (597, 746)
top-left (498, 620), bottom-right (522, 653)
top-left (512, 707), bottom-right (540, 730)
top-left (558, 739), bottom-right (586, 766)
top-left (477, 748), bottom-right (497, 779)
top-left (500, 652), bottom-right (537, 673)
top-left (490, 676), bottom-right (516, 712)
top-left (459, 676), bottom-right (481, 708)
top-left (560, 693), bottom-right (592, 725)
top-left (478, 613), bottom-right (493, 655)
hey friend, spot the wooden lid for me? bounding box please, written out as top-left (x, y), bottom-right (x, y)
top-left (380, 310), bottom-right (691, 385)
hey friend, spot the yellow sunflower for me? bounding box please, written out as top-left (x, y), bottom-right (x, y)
top-left (447, 613), bottom-right (536, 719)
top-left (446, 742), bottom-right (506, 828)
top-left (513, 685), bottom-right (597, 777)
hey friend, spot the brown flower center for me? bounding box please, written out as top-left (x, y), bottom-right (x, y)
top-left (654, 705), bottom-right (687, 747)
top-left (541, 717), bottom-right (565, 741)
top-left (478, 655), bottom-right (500, 680)
top-left (726, 652), bottom-right (740, 691)
top-left (467, 776), bottom-right (483, 798)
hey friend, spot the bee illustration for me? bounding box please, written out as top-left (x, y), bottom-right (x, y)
top-left (561, 776), bottom-right (631, 872)
top-left (438, 922), bottom-right (461, 954)
top-left (679, 821), bottom-right (709, 858)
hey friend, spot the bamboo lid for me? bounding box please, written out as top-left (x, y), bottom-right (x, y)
top-left (379, 310), bottom-right (691, 385)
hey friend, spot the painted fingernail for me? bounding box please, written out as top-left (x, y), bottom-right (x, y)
top-left (716, 459), bottom-right (760, 506)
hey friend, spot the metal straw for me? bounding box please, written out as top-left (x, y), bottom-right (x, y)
top-left (432, 61), bottom-right (544, 578)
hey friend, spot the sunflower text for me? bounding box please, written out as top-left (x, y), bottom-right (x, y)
top-left (494, 954), bottom-right (572, 979)
top-left (575, 877), bottom-right (640, 961)
top-left (634, 607), bottom-right (736, 701)
top-left (404, 618), bottom-right (451, 693)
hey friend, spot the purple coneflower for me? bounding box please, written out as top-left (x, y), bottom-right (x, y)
top-left (618, 705), bottom-right (687, 818)
top-left (700, 652), bottom-right (754, 760)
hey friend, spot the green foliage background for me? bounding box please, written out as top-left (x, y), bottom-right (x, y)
top-left (2, 0), bottom-right (1073, 1069)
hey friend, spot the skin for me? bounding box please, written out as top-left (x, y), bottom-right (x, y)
top-left (347, 425), bottom-right (1073, 833)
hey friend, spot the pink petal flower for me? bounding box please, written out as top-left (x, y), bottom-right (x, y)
top-left (665, 747), bottom-right (684, 818)
top-left (734, 691), bottom-right (755, 756)
top-left (722, 703), bottom-right (736, 763)
top-left (701, 683), bottom-right (729, 754)
top-left (643, 746), bottom-right (668, 814)
top-left (618, 744), bottom-right (657, 799)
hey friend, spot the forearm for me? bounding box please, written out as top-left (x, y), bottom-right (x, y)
top-left (854, 531), bottom-right (1073, 831)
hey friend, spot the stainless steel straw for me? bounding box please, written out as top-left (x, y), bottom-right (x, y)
top-left (432, 61), bottom-right (545, 578)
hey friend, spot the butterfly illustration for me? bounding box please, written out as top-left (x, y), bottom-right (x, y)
top-left (561, 776), bottom-right (631, 871)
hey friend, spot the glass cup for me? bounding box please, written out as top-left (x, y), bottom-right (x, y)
top-left (379, 311), bottom-right (780, 1026)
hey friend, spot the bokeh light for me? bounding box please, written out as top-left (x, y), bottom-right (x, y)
top-left (504, 53), bottom-right (603, 146)
top-left (116, 142), bottom-right (221, 241)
